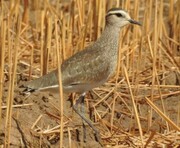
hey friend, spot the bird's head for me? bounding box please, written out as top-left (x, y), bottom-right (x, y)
top-left (106, 8), bottom-right (141, 28)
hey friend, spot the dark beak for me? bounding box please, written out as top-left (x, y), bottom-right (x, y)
top-left (129, 19), bottom-right (142, 26)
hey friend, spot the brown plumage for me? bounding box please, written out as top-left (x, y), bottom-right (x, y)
top-left (23, 8), bottom-right (141, 146)
top-left (23, 8), bottom-right (141, 94)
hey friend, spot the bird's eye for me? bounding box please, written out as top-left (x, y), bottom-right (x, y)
top-left (115, 13), bottom-right (123, 17)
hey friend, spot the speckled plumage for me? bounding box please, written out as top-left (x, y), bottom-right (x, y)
top-left (24, 8), bottom-right (141, 94)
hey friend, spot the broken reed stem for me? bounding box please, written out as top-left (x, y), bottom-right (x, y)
top-left (178, 102), bottom-right (180, 127)
top-left (110, 94), bottom-right (118, 132)
top-left (60, 13), bottom-right (67, 61)
top-left (145, 97), bottom-right (180, 131)
top-left (2, 103), bottom-right (33, 109)
top-left (123, 64), bottom-right (144, 146)
top-left (43, 16), bottom-right (52, 75)
top-left (148, 0), bottom-right (158, 130)
top-left (55, 18), bottom-right (64, 148)
top-left (29, 46), bottom-right (34, 80)
top-left (0, 19), bottom-right (6, 130)
top-left (0, 1), bottom-right (179, 147)
top-left (68, 127), bottom-right (72, 148)
top-left (31, 114), bottom-right (43, 129)
top-left (40, 10), bottom-right (45, 76)
top-left (5, 16), bottom-right (21, 147)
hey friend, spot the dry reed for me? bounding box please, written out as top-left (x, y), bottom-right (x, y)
top-left (0, 0), bottom-right (179, 147)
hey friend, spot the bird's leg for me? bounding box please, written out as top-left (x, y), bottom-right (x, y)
top-left (72, 93), bottom-right (103, 146)
top-left (80, 94), bottom-right (87, 142)
top-left (73, 93), bottom-right (87, 142)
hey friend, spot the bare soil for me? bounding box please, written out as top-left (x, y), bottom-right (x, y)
top-left (1, 68), bottom-right (180, 147)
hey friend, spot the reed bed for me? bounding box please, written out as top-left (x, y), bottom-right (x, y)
top-left (0, 0), bottom-right (179, 147)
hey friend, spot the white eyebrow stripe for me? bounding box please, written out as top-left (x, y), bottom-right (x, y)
top-left (107, 10), bottom-right (126, 16)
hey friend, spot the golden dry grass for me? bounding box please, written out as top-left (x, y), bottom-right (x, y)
top-left (0, 0), bottom-right (180, 147)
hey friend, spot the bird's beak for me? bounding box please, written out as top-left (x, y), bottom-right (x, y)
top-left (129, 19), bottom-right (142, 26)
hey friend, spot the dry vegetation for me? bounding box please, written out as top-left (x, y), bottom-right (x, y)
top-left (0, 0), bottom-right (180, 147)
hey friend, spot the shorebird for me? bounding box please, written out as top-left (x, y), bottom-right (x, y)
top-left (23, 8), bottom-right (141, 145)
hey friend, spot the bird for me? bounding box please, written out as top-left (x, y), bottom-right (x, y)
top-left (23, 8), bottom-right (141, 145)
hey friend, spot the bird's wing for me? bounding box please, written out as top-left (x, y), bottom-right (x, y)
top-left (23, 45), bottom-right (110, 93)
top-left (62, 47), bottom-right (110, 89)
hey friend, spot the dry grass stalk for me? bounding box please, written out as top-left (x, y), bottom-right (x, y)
top-left (0, 19), bottom-right (6, 130)
top-left (145, 97), bottom-right (180, 131)
top-left (123, 64), bottom-right (144, 146)
top-left (55, 17), bottom-right (64, 148)
top-left (1, 103), bottom-right (33, 109)
top-left (5, 16), bottom-right (21, 147)
top-left (0, 0), bottom-right (179, 147)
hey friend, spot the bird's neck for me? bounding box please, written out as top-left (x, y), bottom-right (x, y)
top-left (96, 25), bottom-right (121, 54)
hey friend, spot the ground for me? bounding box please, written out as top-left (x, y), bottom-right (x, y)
top-left (0, 0), bottom-right (180, 147)
top-left (1, 70), bottom-right (180, 147)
